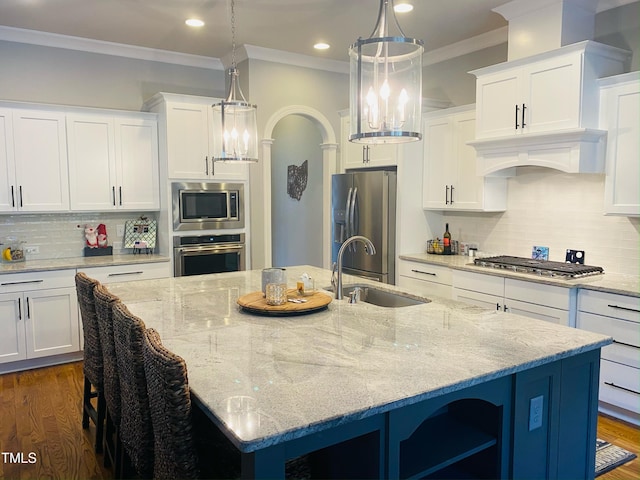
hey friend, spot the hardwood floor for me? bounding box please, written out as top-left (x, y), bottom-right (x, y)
top-left (0, 362), bottom-right (110, 480)
top-left (0, 362), bottom-right (638, 480)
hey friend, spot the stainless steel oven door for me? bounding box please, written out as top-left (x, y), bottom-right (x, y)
top-left (173, 243), bottom-right (246, 277)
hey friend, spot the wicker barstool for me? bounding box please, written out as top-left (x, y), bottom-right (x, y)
top-left (93, 283), bottom-right (124, 475)
top-left (74, 272), bottom-right (106, 454)
top-left (142, 328), bottom-right (199, 480)
top-left (112, 302), bottom-right (153, 479)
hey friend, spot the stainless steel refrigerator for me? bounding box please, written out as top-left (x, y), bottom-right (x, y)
top-left (331, 170), bottom-right (397, 284)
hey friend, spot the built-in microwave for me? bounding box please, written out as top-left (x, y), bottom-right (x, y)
top-left (172, 182), bottom-right (244, 231)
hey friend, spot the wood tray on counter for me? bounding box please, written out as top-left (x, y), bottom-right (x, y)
top-left (237, 289), bottom-right (332, 316)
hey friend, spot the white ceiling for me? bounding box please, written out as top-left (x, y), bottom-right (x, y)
top-left (0, 0), bottom-right (633, 66)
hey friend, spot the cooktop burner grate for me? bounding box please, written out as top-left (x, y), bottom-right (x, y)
top-left (474, 256), bottom-right (604, 278)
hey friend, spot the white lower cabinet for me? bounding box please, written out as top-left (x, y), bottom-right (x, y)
top-left (398, 260), bottom-right (452, 299)
top-left (577, 289), bottom-right (640, 424)
top-left (0, 270), bottom-right (79, 365)
top-left (452, 270), bottom-right (576, 326)
top-left (78, 261), bottom-right (170, 284)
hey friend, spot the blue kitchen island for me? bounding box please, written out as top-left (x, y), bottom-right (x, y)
top-left (106, 265), bottom-right (611, 479)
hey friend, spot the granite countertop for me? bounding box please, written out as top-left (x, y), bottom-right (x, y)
top-left (0, 254), bottom-right (170, 274)
top-left (107, 265), bottom-right (610, 452)
top-left (400, 253), bottom-right (640, 297)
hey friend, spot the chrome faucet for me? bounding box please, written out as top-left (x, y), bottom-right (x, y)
top-left (335, 235), bottom-right (376, 300)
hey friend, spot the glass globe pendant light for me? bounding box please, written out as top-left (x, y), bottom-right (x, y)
top-left (212, 0), bottom-right (258, 162)
top-left (349, 0), bottom-right (424, 144)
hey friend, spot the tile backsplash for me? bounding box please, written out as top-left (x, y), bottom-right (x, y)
top-left (442, 167), bottom-right (639, 277)
top-left (0, 212), bottom-right (158, 260)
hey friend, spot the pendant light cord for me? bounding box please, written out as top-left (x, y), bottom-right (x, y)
top-left (230, 0), bottom-right (237, 69)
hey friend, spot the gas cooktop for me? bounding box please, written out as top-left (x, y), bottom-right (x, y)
top-left (473, 256), bottom-right (604, 279)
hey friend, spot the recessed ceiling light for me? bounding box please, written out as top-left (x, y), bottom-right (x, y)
top-left (314, 42), bottom-right (330, 50)
top-left (185, 18), bottom-right (205, 27)
top-left (394, 3), bottom-right (414, 13)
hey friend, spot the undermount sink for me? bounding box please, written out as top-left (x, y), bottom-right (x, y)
top-left (325, 284), bottom-right (429, 308)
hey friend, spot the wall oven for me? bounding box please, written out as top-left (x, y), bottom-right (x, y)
top-left (172, 182), bottom-right (244, 231)
top-left (173, 234), bottom-right (246, 277)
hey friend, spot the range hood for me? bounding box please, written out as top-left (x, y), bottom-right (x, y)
top-left (468, 0), bottom-right (630, 176)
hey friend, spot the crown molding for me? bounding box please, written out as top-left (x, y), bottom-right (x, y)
top-left (423, 27), bottom-right (508, 66)
top-left (242, 45), bottom-right (350, 74)
top-left (0, 26), bottom-right (223, 70)
top-left (596, 0), bottom-right (638, 11)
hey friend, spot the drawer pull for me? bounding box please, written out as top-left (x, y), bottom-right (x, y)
top-left (107, 271), bottom-right (144, 277)
top-left (1, 279), bottom-right (44, 286)
top-left (411, 269), bottom-right (436, 277)
top-left (613, 339), bottom-right (639, 350)
top-left (607, 304), bottom-right (640, 314)
top-left (604, 381), bottom-right (640, 396)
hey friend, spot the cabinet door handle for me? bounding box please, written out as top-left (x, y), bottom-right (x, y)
top-left (607, 304), bottom-right (640, 313)
top-left (504, 304), bottom-right (509, 312)
top-left (604, 381), bottom-right (640, 396)
top-left (1, 279), bottom-right (44, 286)
top-left (445, 185), bottom-right (449, 205)
top-left (205, 156), bottom-right (209, 175)
top-left (211, 158), bottom-right (215, 176)
top-left (10, 185), bottom-right (15, 207)
top-left (19, 186), bottom-right (23, 207)
top-left (107, 271), bottom-right (144, 277)
top-left (515, 104), bottom-right (519, 129)
top-left (411, 269), bottom-right (436, 277)
top-left (26, 296), bottom-right (31, 319)
top-left (362, 146), bottom-right (370, 164)
top-left (112, 186), bottom-right (116, 206)
top-left (450, 185), bottom-right (454, 204)
top-left (496, 303), bottom-right (501, 311)
top-left (118, 186), bottom-right (122, 206)
top-left (17, 297), bottom-right (22, 320)
top-left (521, 104), bottom-right (526, 128)
top-left (612, 339), bottom-right (639, 350)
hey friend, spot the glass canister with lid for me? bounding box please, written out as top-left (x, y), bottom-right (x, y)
top-left (1, 237), bottom-right (26, 262)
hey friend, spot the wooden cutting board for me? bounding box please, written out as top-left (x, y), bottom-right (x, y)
top-left (237, 289), bottom-right (332, 316)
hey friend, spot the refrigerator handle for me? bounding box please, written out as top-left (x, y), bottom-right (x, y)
top-left (344, 187), bottom-right (353, 242)
top-left (349, 187), bottom-right (358, 252)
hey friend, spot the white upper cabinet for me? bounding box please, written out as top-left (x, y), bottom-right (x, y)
top-left (339, 110), bottom-right (397, 170)
top-left (474, 52), bottom-right (584, 139)
top-left (145, 93), bottom-right (248, 181)
top-left (599, 72), bottom-right (640, 216)
top-left (114, 117), bottom-right (160, 210)
top-left (469, 41), bottom-right (629, 175)
top-left (0, 108), bottom-right (16, 212)
top-left (67, 113), bottom-right (159, 211)
top-left (8, 108), bottom-right (69, 212)
top-left (422, 105), bottom-right (507, 212)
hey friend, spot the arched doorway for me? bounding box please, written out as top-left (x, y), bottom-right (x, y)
top-left (261, 106), bottom-right (338, 269)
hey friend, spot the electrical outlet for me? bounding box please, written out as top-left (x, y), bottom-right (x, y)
top-left (116, 224), bottom-right (125, 237)
top-left (529, 395), bottom-right (543, 431)
top-left (25, 246), bottom-right (40, 255)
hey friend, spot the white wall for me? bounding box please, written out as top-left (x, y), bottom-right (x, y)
top-left (0, 40), bottom-right (225, 109)
top-left (437, 168), bottom-right (639, 276)
top-left (271, 115), bottom-right (323, 268)
top-left (0, 212), bottom-right (158, 259)
top-left (246, 59), bottom-right (348, 269)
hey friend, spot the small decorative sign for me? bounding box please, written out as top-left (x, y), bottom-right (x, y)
top-left (532, 246), bottom-right (549, 261)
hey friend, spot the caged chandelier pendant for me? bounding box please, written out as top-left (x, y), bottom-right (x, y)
top-left (349, 0), bottom-right (424, 144)
top-left (212, 0), bottom-right (259, 162)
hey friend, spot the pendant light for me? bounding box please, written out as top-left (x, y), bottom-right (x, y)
top-left (212, 0), bottom-right (259, 162)
top-left (349, 0), bottom-right (423, 144)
